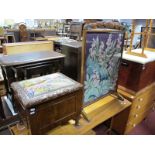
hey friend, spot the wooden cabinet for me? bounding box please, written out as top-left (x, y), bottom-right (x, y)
top-left (118, 50), bottom-right (155, 92)
top-left (118, 59), bottom-right (155, 92)
top-left (118, 83), bottom-right (155, 134)
top-left (118, 49), bottom-right (155, 133)
top-left (53, 39), bottom-right (82, 82)
top-left (61, 42), bottom-right (82, 82)
top-left (117, 50), bottom-right (155, 134)
top-left (11, 73), bottom-right (83, 135)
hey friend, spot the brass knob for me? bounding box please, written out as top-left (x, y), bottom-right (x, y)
top-left (138, 98), bottom-right (143, 102)
top-left (136, 105), bottom-right (141, 109)
top-left (132, 124), bottom-right (136, 127)
top-left (134, 114), bottom-right (138, 118)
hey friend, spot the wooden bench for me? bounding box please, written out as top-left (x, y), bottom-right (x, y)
top-left (3, 41), bottom-right (53, 55)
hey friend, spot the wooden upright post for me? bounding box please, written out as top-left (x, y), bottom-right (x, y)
top-left (145, 19), bottom-right (153, 49)
top-left (142, 20), bottom-right (149, 55)
top-left (126, 19), bottom-right (149, 58)
top-left (128, 19), bottom-right (136, 52)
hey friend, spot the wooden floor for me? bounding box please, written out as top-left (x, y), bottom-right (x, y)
top-left (10, 95), bottom-right (131, 135)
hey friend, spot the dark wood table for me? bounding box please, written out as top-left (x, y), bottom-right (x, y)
top-left (0, 51), bottom-right (65, 101)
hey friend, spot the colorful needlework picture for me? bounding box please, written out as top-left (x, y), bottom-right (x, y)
top-left (84, 31), bottom-right (124, 105)
top-left (19, 73), bottom-right (75, 98)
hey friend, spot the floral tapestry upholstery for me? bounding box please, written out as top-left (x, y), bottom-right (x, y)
top-left (84, 31), bottom-right (124, 105)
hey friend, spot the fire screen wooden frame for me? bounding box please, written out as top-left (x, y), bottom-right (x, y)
top-left (81, 29), bottom-right (125, 106)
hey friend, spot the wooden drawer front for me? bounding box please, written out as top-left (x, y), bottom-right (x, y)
top-left (128, 104), bottom-right (152, 121)
top-left (125, 107), bottom-right (152, 134)
top-left (135, 83), bottom-right (155, 104)
top-left (28, 95), bottom-right (78, 134)
top-left (125, 84), bottom-right (155, 134)
top-left (130, 87), bottom-right (155, 114)
top-left (130, 99), bottom-right (152, 115)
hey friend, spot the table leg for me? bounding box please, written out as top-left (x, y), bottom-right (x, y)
top-left (1, 66), bottom-right (16, 95)
top-left (1, 66), bottom-right (17, 112)
top-left (1, 66), bottom-right (10, 95)
top-left (60, 59), bottom-right (65, 73)
top-left (0, 96), bottom-right (5, 119)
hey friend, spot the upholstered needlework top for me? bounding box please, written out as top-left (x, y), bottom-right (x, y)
top-left (11, 73), bottom-right (83, 108)
top-left (84, 31), bottom-right (124, 105)
top-left (20, 74), bottom-right (76, 98)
